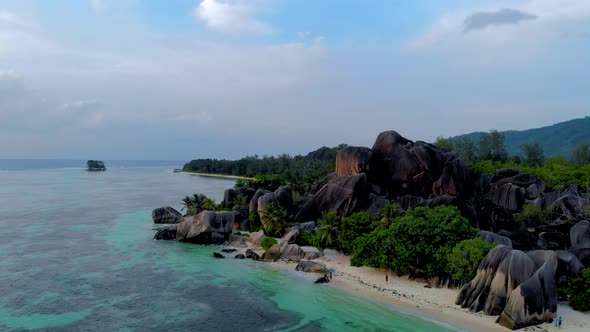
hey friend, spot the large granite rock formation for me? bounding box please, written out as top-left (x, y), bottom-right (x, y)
top-left (477, 230), bottom-right (512, 247)
top-left (335, 146), bottom-right (372, 177)
top-left (570, 220), bottom-right (590, 247)
top-left (154, 224), bottom-right (178, 240)
top-left (176, 211), bottom-right (237, 244)
top-left (152, 206), bottom-right (182, 224)
top-left (223, 187), bottom-right (255, 207)
top-left (296, 173), bottom-right (368, 221)
top-left (295, 260), bottom-right (328, 273)
top-left (457, 245), bottom-right (563, 330)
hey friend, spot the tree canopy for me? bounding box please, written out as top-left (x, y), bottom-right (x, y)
top-left (86, 160), bottom-right (106, 171)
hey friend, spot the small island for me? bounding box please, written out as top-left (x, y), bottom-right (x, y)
top-left (86, 160), bottom-right (106, 172)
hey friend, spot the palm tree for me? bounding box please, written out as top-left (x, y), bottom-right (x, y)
top-left (203, 197), bottom-right (216, 211)
top-left (316, 211), bottom-right (340, 250)
top-left (192, 194), bottom-right (205, 214)
top-left (261, 204), bottom-right (288, 237)
top-left (181, 196), bottom-right (195, 216)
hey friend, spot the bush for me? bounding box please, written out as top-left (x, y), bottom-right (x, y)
top-left (261, 237), bottom-right (278, 251)
top-left (515, 204), bottom-right (556, 225)
top-left (446, 238), bottom-right (495, 284)
top-left (247, 211), bottom-right (262, 232)
top-left (298, 230), bottom-right (318, 247)
top-left (565, 268), bottom-right (590, 312)
top-left (351, 206), bottom-right (476, 278)
top-left (234, 231), bottom-right (249, 237)
top-left (339, 212), bottom-right (378, 251)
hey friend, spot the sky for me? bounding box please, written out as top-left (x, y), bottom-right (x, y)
top-left (0, 0), bottom-right (589, 160)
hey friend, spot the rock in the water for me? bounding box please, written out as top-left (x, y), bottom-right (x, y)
top-left (335, 146), bottom-right (372, 177)
top-left (152, 206), bottom-right (182, 224)
top-left (314, 275), bottom-right (330, 284)
top-left (176, 211), bottom-right (237, 244)
top-left (212, 252), bottom-right (225, 259)
top-left (245, 248), bottom-right (262, 260)
top-left (261, 244), bottom-right (281, 262)
top-left (295, 260), bottom-right (328, 273)
top-left (477, 231), bottom-right (512, 247)
top-left (153, 224), bottom-right (178, 240)
top-left (222, 248), bottom-right (237, 253)
top-left (234, 254), bottom-right (246, 259)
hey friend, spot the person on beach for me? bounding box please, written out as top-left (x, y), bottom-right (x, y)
top-left (386, 274), bottom-right (388, 283)
top-left (330, 272), bottom-right (333, 279)
top-left (558, 316), bottom-right (562, 328)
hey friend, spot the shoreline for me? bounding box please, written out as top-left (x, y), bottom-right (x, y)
top-left (226, 243), bottom-right (589, 332)
top-left (182, 171), bottom-right (255, 180)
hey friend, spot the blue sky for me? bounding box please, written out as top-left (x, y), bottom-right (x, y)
top-left (1, 0), bottom-right (589, 159)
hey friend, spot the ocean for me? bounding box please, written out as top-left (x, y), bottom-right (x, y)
top-left (0, 162), bottom-right (458, 331)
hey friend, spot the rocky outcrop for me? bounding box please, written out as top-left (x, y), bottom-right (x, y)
top-left (279, 227), bottom-right (300, 247)
top-left (248, 231), bottom-right (266, 246)
top-left (296, 173), bottom-right (368, 221)
top-left (245, 248), bottom-right (262, 260)
top-left (335, 146), bottom-right (372, 177)
top-left (249, 189), bottom-right (270, 216)
top-left (153, 224), bottom-right (178, 240)
top-left (570, 220), bottom-right (590, 247)
top-left (223, 187), bottom-right (255, 207)
top-left (280, 244), bottom-right (305, 261)
top-left (152, 206), bottom-right (182, 224)
top-left (477, 231), bottom-right (512, 247)
top-left (295, 260), bottom-right (328, 273)
top-left (257, 186), bottom-right (293, 229)
top-left (261, 244), bottom-right (281, 262)
top-left (176, 211), bottom-right (237, 244)
top-left (497, 253), bottom-right (557, 330)
top-left (457, 246), bottom-right (562, 330)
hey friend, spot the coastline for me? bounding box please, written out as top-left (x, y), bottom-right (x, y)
top-left (182, 171), bottom-right (255, 180)
top-left (230, 244), bottom-right (589, 332)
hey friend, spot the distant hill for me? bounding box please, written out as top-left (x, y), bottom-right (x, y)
top-left (449, 116), bottom-right (590, 158)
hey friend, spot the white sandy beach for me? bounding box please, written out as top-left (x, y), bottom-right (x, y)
top-left (246, 246), bottom-right (589, 332)
top-left (182, 171), bottom-right (255, 180)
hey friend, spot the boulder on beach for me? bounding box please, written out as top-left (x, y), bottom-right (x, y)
top-left (176, 211), bottom-right (237, 244)
top-left (245, 248), bottom-right (262, 260)
top-left (295, 260), bottom-right (328, 273)
top-left (152, 206), bottom-right (182, 224)
top-left (212, 252), bottom-right (225, 259)
top-left (280, 244), bottom-right (306, 262)
top-left (261, 244), bottom-right (281, 262)
top-left (248, 230), bottom-right (266, 246)
top-left (235, 254), bottom-right (246, 259)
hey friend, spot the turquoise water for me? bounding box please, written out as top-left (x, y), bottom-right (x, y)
top-left (0, 166), bottom-right (458, 331)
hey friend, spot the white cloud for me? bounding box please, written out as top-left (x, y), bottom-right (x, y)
top-left (62, 99), bottom-right (101, 110)
top-left (405, 0), bottom-right (590, 55)
top-left (196, 0), bottom-right (271, 35)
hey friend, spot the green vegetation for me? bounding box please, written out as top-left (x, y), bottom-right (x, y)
top-left (234, 231), bottom-right (249, 237)
top-left (183, 145), bottom-right (348, 195)
top-left (448, 116), bottom-right (590, 158)
top-left (315, 211), bottom-right (340, 250)
top-left (298, 230), bottom-right (318, 247)
top-left (478, 130), bottom-right (508, 162)
top-left (522, 142), bottom-right (545, 166)
top-left (572, 142), bottom-right (590, 165)
top-left (86, 160), bottom-right (106, 171)
top-left (515, 204), bottom-right (556, 225)
top-left (181, 193), bottom-right (230, 215)
top-left (446, 238), bottom-right (495, 285)
top-left (235, 174), bottom-right (289, 192)
top-left (469, 159), bottom-right (590, 190)
top-left (564, 268), bottom-right (590, 312)
top-left (338, 212), bottom-right (378, 251)
top-left (261, 237), bottom-right (278, 251)
top-left (351, 206), bottom-right (476, 278)
top-left (261, 204), bottom-right (289, 237)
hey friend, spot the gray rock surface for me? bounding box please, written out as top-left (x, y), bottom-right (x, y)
top-left (176, 211), bottom-right (236, 244)
top-left (152, 206), bottom-right (183, 224)
top-left (295, 260), bottom-right (328, 273)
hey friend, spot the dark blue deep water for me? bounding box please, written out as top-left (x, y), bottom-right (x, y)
top-left (0, 164), bottom-right (457, 331)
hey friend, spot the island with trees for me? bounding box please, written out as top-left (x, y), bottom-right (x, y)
top-left (86, 160), bottom-right (106, 172)
top-left (152, 122), bottom-right (590, 330)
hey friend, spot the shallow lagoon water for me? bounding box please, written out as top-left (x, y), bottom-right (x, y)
top-left (0, 166), bottom-right (459, 331)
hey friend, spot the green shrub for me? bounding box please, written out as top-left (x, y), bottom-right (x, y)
top-left (261, 237), bottom-right (278, 251)
top-left (565, 268), bottom-right (590, 312)
top-left (351, 206), bottom-right (476, 278)
top-left (515, 204), bottom-right (556, 224)
top-left (247, 211), bottom-right (262, 232)
top-left (234, 231), bottom-right (249, 237)
top-left (298, 230), bottom-right (318, 247)
top-left (339, 212), bottom-right (378, 251)
top-left (446, 238), bottom-right (495, 284)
